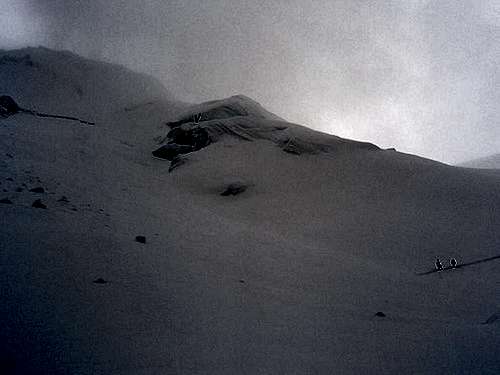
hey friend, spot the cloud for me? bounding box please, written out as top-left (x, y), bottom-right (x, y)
top-left (3, 0), bottom-right (500, 163)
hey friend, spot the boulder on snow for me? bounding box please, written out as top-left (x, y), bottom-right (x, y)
top-left (32, 199), bottom-right (47, 209)
top-left (221, 183), bottom-right (248, 196)
top-left (135, 235), bottom-right (146, 244)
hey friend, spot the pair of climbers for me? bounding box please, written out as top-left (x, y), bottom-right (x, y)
top-left (435, 257), bottom-right (458, 271)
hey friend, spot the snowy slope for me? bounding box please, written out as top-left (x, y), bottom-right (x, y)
top-left (1, 48), bottom-right (500, 375)
top-left (458, 153), bottom-right (500, 169)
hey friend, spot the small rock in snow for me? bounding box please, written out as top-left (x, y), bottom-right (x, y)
top-left (221, 183), bottom-right (247, 196)
top-left (135, 235), bottom-right (146, 244)
top-left (32, 199), bottom-right (47, 209)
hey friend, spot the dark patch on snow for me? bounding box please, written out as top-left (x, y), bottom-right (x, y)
top-left (0, 198), bottom-right (13, 204)
top-left (6, 177), bottom-right (13, 181)
top-left (374, 312), bottom-right (386, 318)
top-left (32, 199), bottom-right (46, 209)
top-left (221, 183), bottom-right (247, 196)
top-left (93, 278), bottom-right (108, 284)
top-left (29, 187), bottom-right (45, 193)
top-left (135, 235), bottom-right (146, 244)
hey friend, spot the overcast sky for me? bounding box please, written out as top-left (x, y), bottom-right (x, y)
top-left (1, 0), bottom-right (499, 164)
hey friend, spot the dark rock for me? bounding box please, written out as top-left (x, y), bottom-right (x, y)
top-left (374, 312), bottom-right (386, 318)
top-left (29, 187), bottom-right (45, 193)
top-left (71, 207), bottom-right (78, 211)
top-left (239, 279), bottom-right (246, 283)
top-left (57, 196), bottom-right (69, 202)
top-left (152, 143), bottom-right (194, 161)
top-left (0, 198), bottom-right (13, 204)
top-left (221, 183), bottom-right (247, 196)
top-left (167, 125), bottom-right (211, 149)
top-left (155, 124), bottom-right (211, 161)
top-left (5, 153), bottom-right (13, 158)
top-left (0, 96), bottom-right (20, 118)
top-left (135, 235), bottom-right (146, 244)
top-left (93, 278), bottom-right (108, 284)
top-left (32, 199), bottom-right (46, 209)
top-left (6, 177), bottom-right (13, 181)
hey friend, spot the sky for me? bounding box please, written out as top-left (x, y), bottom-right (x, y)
top-left (1, 0), bottom-right (499, 164)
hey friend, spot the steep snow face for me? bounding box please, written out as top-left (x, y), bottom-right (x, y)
top-left (0, 47), bottom-right (183, 121)
top-left (2, 49), bottom-right (500, 375)
top-left (458, 153), bottom-right (500, 169)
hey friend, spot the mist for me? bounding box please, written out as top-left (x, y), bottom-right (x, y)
top-left (2, 0), bottom-right (500, 164)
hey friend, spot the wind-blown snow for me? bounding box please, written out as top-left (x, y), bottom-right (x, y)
top-left (1, 48), bottom-right (500, 375)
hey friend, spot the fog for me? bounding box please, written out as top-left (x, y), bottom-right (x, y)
top-left (2, 0), bottom-right (500, 164)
